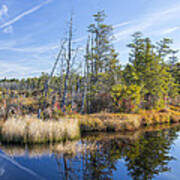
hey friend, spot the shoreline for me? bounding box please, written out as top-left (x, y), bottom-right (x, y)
top-left (0, 107), bottom-right (180, 144)
top-left (0, 123), bottom-right (180, 158)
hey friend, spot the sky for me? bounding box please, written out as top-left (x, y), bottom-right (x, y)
top-left (0, 0), bottom-right (180, 79)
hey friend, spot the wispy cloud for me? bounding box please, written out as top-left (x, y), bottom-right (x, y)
top-left (113, 21), bottom-right (131, 29)
top-left (72, 36), bottom-right (86, 43)
top-left (2, 25), bottom-right (13, 33)
top-left (0, 43), bottom-right (58, 53)
top-left (1, 1), bottom-right (180, 78)
top-left (114, 3), bottom-right (180, 43)
top-left (0, 0), bottom-right (53, 29)
top-left (0, 35), bottom-right (86, 54)
top-left (162, 26), bottom-right (180, 35)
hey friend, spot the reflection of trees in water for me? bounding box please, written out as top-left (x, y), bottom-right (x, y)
top-left (123, 129), bottom-right (178, 180)
top-left (0, 126), bottom-right (179, 180)
top-left (54, 127), bottom-right (179, 180)
top-left (54, 154), bottom-right (81, 180)
top-left (54, 142), bottom-right (115, 180)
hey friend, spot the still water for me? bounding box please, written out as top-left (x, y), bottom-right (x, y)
top-left (0, 125), bottom-right (180, 180)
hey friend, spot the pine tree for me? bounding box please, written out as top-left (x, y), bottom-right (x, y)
top-left (88, 11), bottom-right (115, 75)
top-left (86, 11), bottom-right (120, 112)
top-left (126, 33), bottom-right (177, 109)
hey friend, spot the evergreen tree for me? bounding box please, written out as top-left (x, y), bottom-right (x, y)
top-left (88, 11), bottom-right (117, 76)
top-left (126, 33), bottom-right (177, 109)
top-left (86, 11), bottom-right (120, 112)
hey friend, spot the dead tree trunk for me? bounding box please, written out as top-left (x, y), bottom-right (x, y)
top-left (81, 37), bottom-right (90, 113)
top-left (44, 40), bottom-right (66, 97)
top-left (61, 16), bottom-right (73, 110)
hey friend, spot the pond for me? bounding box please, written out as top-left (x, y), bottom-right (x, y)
top-left (0, 125), bottom-right (180, 180)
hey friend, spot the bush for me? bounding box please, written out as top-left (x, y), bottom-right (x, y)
top-left (111, 84), bottom-right (141, 113)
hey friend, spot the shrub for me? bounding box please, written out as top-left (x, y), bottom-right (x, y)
top-left (111, 84), bottom-right (141, 113)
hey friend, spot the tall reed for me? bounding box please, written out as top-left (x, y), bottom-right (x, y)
top-left (1, 116), bottom-right (80, 144)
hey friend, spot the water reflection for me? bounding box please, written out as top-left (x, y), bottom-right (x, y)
top-left (0, 124), bottom-right (180, 180)
top-left (124, 130), bottom-right (177, 180)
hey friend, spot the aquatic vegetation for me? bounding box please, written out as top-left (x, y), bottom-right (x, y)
top-left (80, 117), bottom-right (106, 132)
top-left (1, 116), bottom-right (80, 144)
top-left (140, 106), bottom-right (180, 126)
top-left (1, 123), bottom-right (180, 180)
top-left (0, 105), bottom-right (180, 144)
top-left (75, 113), bottom-right (142, 132)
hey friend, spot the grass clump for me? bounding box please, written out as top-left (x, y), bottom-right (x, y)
top-left (140, 106), bottom-right (180, 126)
top-left (141, 110), bottom-right (171, 125)
top-left (1, 118), bottom-right (27, 143)
top-left (79, 113), bottom-right (142, 132)
top-left (80, 117), bottom-right (106, 132)
top-left (1, 106), bottom-right (180, 144)
top-left (1, 116), bottom-right (80, 144)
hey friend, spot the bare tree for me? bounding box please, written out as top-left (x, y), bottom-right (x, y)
top-left (61, 15), bottom-right (73, 110)
top-left (81, 36), bottom-right (90, 113)
top-left (44, 40), bottom-right (66, 97)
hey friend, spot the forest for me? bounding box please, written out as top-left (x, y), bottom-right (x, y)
top-left (0, 11), bottom-right (179, 120)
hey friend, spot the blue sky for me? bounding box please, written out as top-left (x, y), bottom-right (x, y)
top-left (0, 0), bottom-right (180, 79)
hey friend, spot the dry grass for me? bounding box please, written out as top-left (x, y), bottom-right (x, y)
top-left (1, 122), bottom-right (179, 158)
top-left (141, 111), bottom-right (171, 125)
top-left (140, 106), bottom-right (180, 125)
top-left (1, 106), bottom-right (180, 144)
top-left (70, 110), bottom-right (179, 132)
top-left (1, 116), bottom-right (80, 144)
top-left (0, 113), bottom-right (143, 144)
top-left (79, 108), bottom-right (180, 132)
top-left (80, 117), bottom-right (106, 132)
top-left (76, 113), bottom-right (142, 132)
top-left (1, 118), bottom-right (27, 143)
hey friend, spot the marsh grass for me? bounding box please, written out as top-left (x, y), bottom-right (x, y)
top-left (77, 108), bottom-right (180, 132)
top-left (1, 123), bottom-right (179, 158)
top-left (140, 107), bottom-right (180, 125)
top-left (1, 116), bottom-right (80, 144)
top-left (141, 111), bottom-right (171, 125)
top-left (0, 106), bottom-right (180, 144)
top-left (78, 113), bottom-right (142, 132)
